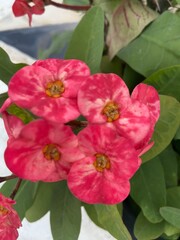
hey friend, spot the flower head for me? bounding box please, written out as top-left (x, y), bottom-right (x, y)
top-left (4, 119), bottom-right (84, 182)
top-left (78, 73), bottom-right (160, 152)
top-left (8, 59), bottom-right (90, 123)
top-left (0, 193), bottom-right (21, 240)
top-left (67, 124), bottom-right (140, 204)
top-left (12, 0), bottom-right (45, 26)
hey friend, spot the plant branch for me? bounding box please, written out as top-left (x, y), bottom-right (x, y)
top-left (10, 178), bottom-right (22, 200)
top-left (66, 120), bottom-right (88, 129)
top-left (44, 0), bottom-right (91, 11)
top-left (0, 174), bottom-right (17, 183)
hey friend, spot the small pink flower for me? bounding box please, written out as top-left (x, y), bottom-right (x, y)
top-left (12, 0), bottom-right (45, 26)
top-left (0, 193), bottom-right (21, 240)
top-left (78, 73), bottom-right (155, 150)
top-left (8, 59), bottom-right (90, 123)
top-left (67, 124), bottom-right (140, 204)
top-left (4, 119), bottom-right (84, 182)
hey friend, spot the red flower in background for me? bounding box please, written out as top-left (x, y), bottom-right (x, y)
top-left (12, 0), bottom-right (45, 26)
top-left (0, 193), bottom-right (21, 240)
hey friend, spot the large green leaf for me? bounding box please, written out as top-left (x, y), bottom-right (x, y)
top-left (65, 6), bottom-right (104, 74)
top-left (144, 65), bottom-right (180, 101)
top-left (118, 12), bottom-right (180, 77)
top-left (50, 181), bottom-right (81, 240)
top-left (26, 182), bottom-right (59, 222)
top-left (164, 222), bottom-right (180, 237)
top-left (167, 187), bottom-right (180, 209)
top-left (159, 144), bottom-right (178, 188)
top-left (106, 0), bottom-right (158, 59)
top-left (94, 204), bottom-right (132, 240)
top-left (0, 47), bottom-right (26, 84)
top-left (134, 211), bottom-right (164, 240)
top-left (142, 95), bottom-right (180, 162)
top-left (131, 157), bottom-right (166, 223)
top-left (160, 207), bottom-right (180, 229)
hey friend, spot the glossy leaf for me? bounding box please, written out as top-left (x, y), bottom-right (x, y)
top-left (142, 95), bottom-right (180, 162)
top-left (144, 65), bottom-right (180, 101)
top-left (65, 6), bottom-right (104, 74)
top-left (134, 211), bottom-right (164, 240)
top-left (7, 103), bottom-right (34, 124)
top-left (159, 144), bottom-right (178, 187)
top-left (107, 0), bottom-right (158, 59)
top-left (131, 157), bottom-right (166, 223)
top-left (160, 207), bottom-right (180, 229)
top-left (118, 12), bottom-right (180, 77)
top-left (50, 181), bottom-right (81, 240)
top-left (94, 204), bottom-right (132, 240)
top-left (0, 47), bottom-right (26, 84)
top-left (26, 182), bottom-right (59, 222)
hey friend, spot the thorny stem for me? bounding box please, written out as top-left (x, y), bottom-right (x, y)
top-left (66, 120), bottom-right (88, 129)
top-left (10, 178), bottom-right (22, 200)
top-left (44, 0), bottom-right (91, 11)
top-left (0, 174), bottom-right (17, 183)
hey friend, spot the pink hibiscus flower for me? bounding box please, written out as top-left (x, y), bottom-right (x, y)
top-left (67, 124), bottom-right (140, 204)
top-left (4, 119), bottom-right (84, 182)
top-left (8, 59), bottom-right (90, 123)
top-left (78, 73), bottom-right (160, 152)
top-left (12, 0), bottom-right (45, 26)
top-left (0, 193), bottom-right (21, 240)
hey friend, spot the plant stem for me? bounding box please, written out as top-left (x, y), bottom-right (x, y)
top-left (0, 174), bottom-right (17, 183)
top-left (45, 0), bottom-right (91, 11)
top-left (10, 179), bottom-right (22, 200)
top-left (66, 120), bottom-right (88, 129)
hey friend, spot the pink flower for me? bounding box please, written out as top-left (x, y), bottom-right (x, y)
top-left (0, 98), bottom-right (24, 140)
top-left (67, 124), bottom-right (140, 204)
top-left (12, 0), bottom-right (45, 26)
top-left (0, 193), bottom-right (21, 240)
top-left (78, 73), bottom-right (160, 151)
top-left (8, 59), bottom-right (90, 123)
top-left (4, 119), bottom-right (84, 182)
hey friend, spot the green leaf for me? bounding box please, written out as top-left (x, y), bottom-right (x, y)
top-left (1, 179), bottom-right (37, 220)
top-left (0, 91), bottom-right (8, 109)
top-left (26, 182), bottom-right (59, 222)
top-left (118, 12), bottom-right (180, 77)
top-left (159, 144), bottom-right (178, 187)
top-left (65, 6), bottom-right (104, 74)
top-left (142, 95), bottom-right (180, 162)
top-left (83, 204), bottom-right (103, 229)
top-left (106, 0), bottom-right (158, 59)
top-left (94, 204), bottom-right (132, 240)
top-left (6, 103), bottom-right (34, 124)
top-left (131, 157), bottom-right (166, 223)
top-left (134, 211), bottom-right (164, 240)
top-left (0, 47), bottom-right (27, 84)
top-left (164, 221), bottom-right (180, 237)
top-left (38, 31), bottom-right (73, 59)
top-left (50, 181), bottom-right (81, 240)
top-left (144, 65), bottom-right (180, 101)
top-left (167, 187), bottom-right (180, 209)
top-left (160, 207), bottom-right (180, 229)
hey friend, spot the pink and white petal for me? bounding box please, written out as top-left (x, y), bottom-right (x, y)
top-left (68, 157), bottom-right (131, 204)
top-left (31, 97), bottom-right (80, 123)
top-left (8, 65), bottom-right (54, 109)
top-left (116, 100), bottom-right (152, 149)
top-left (34, 59), bottom-right (90, 82)
top-left (78, 73), bottom-right (130, 123)
top-left (77, 124), bottom-right (118, 155)
top-left (131, 83), bottom-right (160, 125)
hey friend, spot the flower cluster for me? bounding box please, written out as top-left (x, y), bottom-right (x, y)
top-left (1, 58), bottom-right (160, 205)
top-left (0, 193), bottom-right (21, 240)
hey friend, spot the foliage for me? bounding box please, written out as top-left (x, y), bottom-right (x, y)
top-left (0, 0), bottom-right (180, 240)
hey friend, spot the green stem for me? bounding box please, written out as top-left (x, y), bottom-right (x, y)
top-left (45, 0), bottom-right (91, 11)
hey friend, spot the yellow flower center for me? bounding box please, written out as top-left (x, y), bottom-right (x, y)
top-left (42, 144), bottom-right (61, 161)
top-left (0, 205), bottom-right (9, 216)
top-left (45, 80), bottom-right (65, 98)
top-left (93, 153), bottom-right (111, 172)
top-left (102, 101), bottom-right (120, 122)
